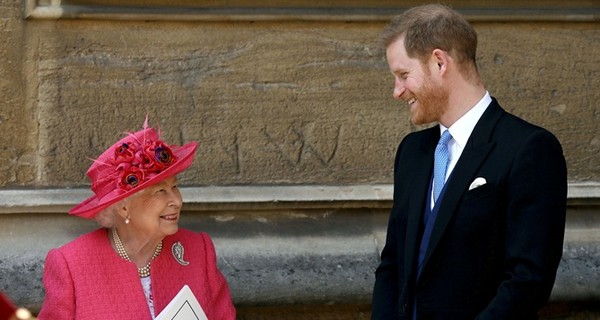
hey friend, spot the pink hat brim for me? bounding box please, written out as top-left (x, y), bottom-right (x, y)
top-left (68, 142), bottom-right (198, 219)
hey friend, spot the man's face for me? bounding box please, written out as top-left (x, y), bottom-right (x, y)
top-left (386, 37), bottom-right (449, 125)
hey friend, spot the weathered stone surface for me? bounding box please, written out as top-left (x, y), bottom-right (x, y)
top-left (26, 20), bottom-right (396, 187)
top-left (0, 1), bottom-right (36, 187)
top-left (1, 13), bottom-right (598, 188)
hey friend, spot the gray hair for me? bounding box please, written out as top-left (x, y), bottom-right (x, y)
top-left (94, 188), bottom-right (148, 227)
top-left (94, 200), bottom-right (125, 228)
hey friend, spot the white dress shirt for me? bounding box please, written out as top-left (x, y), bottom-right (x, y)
top-left (431, 91), bottom-right (492, 208)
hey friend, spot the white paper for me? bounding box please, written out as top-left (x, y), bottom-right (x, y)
top-left (155, 285), bottom-right (208, 320)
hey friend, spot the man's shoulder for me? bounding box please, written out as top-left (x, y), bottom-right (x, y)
top-left (400, 125), bottom-right (438, 146)
top-left (496, 109), bottom-right (557, 141)
top-left (477, 102), bottom-right (563, 160)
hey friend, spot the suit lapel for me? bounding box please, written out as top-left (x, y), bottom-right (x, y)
top-left (404, 128), bottom-right (438, 282)
top-left (419, 100), bottom-right (505, 275)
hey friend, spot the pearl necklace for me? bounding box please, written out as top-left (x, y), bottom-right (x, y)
top-left (112, 228), bottom-right (162, 278)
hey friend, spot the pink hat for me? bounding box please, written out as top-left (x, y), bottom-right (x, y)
top-left (69, 117), bottom-right (198, 219)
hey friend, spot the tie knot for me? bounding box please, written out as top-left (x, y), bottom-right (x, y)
top-left (438, 130), bottom-right (452, 146)
top-left (433, 129), bottom-right (452, 205)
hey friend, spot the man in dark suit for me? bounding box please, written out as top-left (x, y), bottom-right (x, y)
top-left (371, 4), bottom-right (567, 319)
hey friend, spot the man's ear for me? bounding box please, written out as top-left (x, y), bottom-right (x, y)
top-left (432, 49), bottom-right (449, 74)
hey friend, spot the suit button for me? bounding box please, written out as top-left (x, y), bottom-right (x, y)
top-left (401, 303), bottom-right (408, 312)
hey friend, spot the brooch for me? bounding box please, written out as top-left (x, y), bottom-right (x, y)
top-left (172, 241), bottom-right (190, 266)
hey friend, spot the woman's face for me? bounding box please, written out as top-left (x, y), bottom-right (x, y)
top-left (123, 176), bottom-right (182, 241)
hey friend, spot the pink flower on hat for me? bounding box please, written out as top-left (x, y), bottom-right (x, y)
top-left (114, 142), bottom-right (136, 164)
top-left (113, 138), bottom-right (177, 191)
top-left (117, 164), bottom-right (146, 191)
top-left (144, 141), bottom-right (176, 172)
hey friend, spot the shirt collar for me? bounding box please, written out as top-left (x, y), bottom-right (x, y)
top-left (440, 91), bottom-right (492, 148)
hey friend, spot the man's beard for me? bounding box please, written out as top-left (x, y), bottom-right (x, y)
top-left (410, 76), bottom-right (449, 125)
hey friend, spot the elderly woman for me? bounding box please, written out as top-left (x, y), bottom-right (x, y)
top-left (38, 118), bottom-right (236, 320)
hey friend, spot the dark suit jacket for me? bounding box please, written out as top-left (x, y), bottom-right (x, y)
top-left (372, 99), bottom-right (567, 320)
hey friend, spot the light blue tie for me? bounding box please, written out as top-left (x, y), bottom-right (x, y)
top-left (433, 130), bottom-right (452, 204)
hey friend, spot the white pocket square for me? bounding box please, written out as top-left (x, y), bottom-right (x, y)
top-left (469, 177), bottom-right (487, 190)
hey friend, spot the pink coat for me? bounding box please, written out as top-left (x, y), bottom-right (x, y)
top-left (38, 228), bottom-right (236, 320)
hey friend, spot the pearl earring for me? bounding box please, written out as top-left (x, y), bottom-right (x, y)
top-left (125, 216), bottom-right (130, 224)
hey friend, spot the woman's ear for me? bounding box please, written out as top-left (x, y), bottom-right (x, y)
top-left (114, 200), bottom-right (129, 220)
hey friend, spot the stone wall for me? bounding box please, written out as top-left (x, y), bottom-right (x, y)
top-left (0, 0), bottom-right (599, 318)
top-left (1, 4), bottom-right (598, 188)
